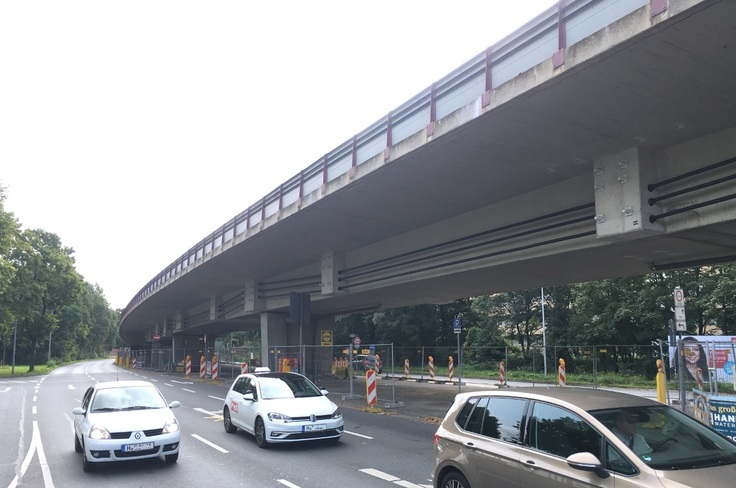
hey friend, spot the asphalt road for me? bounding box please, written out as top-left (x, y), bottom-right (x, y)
top-left (2, 360), bottom-right (446, 488)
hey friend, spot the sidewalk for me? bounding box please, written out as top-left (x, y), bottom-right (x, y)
top-left (319, 373), bottom-right (505, 423)
top-left (317, 372), bottom-right (673, 423)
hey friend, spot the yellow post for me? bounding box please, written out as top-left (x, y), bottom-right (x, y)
top-left (656, 359), bottom-right (667, 403)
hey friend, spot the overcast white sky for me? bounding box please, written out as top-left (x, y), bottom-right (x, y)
top-left (1, 1), bottom-right (556, 310)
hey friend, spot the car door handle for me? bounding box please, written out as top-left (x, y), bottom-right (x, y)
top-left (523, 460), bottom-right (537, 468)
top-left (465, 442), bottom-right (475, 447)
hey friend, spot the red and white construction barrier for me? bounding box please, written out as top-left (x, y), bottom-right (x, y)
top-left (200, 356), bottom-right (206, 382)
top-left (499, 360), bottom-right (506, 385)
top-left (448, 356), bottom-right (454, 381)
top-left (428, 356), bottom-right (435, 380)
top-left (212, 355), bottom-right (219, 382)
top-left (558, 358), bottom-right (566, 387)
top-left (366, 369), bottom-right (377, 406)
top-left (241, 362), bottom-right (248, 374)
top-left (185, 355), bottom-right (192, 378)
top-left (404, 359), bottom-right (410, 379)
top-left (132, 357), bottom-right (137, 369)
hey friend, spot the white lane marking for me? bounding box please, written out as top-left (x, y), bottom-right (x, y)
top-left (360, 468), bottom-right (399, 482)
top-left (277, 480), bottom-right (301, 488)
top-left (208, 395), bottom-right (225, 401)
top-left (170, 380), bottom-right (194, 385)
top-left (191, 434), bottom-right (228, 453)
top-left (164, 383), bottom-right (174, 387)
top-left (344, 430), bottom-right (373, 439)
top-left (0, 387), bottom-right (9, 393)
top-left (193, 408), bottom-right (220, 415)
top-left (32, 406), bottom-right (37, 415)
top-left (360, 469), bottom-right (428, 488)
top-left (9, 421), bottom-right (55, 488)
top-left (395, 481), bottom-right (429, 488)
top-left (182, 388), bottom-right (196, 393)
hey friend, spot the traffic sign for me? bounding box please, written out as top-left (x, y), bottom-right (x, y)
top-left (453, 316), bottom-right (462, 334)
top-left (673, 286), bottom-right (686, 332)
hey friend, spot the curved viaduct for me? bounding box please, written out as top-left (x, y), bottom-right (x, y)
top-left (120, 0), bottom-right (736, 365)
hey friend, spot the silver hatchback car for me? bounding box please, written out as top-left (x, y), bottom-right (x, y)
top-left (433, 387), bottom-right (736, 488)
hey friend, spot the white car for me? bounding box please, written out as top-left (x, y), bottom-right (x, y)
top-left (72, 380), bottom-right (181, 471)
top-left (223, 371), bottom-right (343, 448)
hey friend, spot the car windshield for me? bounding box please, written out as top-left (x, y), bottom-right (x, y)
top-left (590, 405), bottom-right (736, 470)
top-left (259, 376), bottom-right (323, 400)
top-left (91, 386), bottom-right (167, 412)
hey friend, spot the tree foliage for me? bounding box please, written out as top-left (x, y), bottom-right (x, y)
top-left (0, 185), bottom-right (121, 368)
top-left (336, 268), bottom-right (736, 351)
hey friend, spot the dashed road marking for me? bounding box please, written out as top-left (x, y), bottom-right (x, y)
top-left (191, 434), bottom-right (228, 453)
top-left (360, 468), bottom-right (429, 488)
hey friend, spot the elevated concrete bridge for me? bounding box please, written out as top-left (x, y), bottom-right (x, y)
top-left (120, 0), bottom-right (736, 363)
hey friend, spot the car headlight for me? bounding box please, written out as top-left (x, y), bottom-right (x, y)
top-left (332, 408), bottom-right (342, 420)
top-left (89, 425), bottom-right (111, 440)
top-left (267, 412), bottom-right (292, 422)
top-left (163, 418), bottom-right (180, 434)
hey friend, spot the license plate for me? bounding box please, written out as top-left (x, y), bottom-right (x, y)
top-left (122, 442), bottom-right (154, 452)
top-left (302, 424), bottom-right (326, 432)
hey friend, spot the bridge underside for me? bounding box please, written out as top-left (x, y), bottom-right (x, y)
top-left (121, 0), bottom-right (736, 350)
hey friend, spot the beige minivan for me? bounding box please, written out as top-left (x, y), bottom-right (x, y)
top-left (432, 387), bottom-right (736, 488)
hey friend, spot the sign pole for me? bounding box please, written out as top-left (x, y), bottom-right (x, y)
top-left (454, 314), bottom-right (463, 393)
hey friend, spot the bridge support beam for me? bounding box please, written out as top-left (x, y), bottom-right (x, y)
top-left (594, 146), bottom-right (663, 240)
top-left (244, 280), bottom-right (265, 312)
top-left (321, 252), bottom-right (344, 295)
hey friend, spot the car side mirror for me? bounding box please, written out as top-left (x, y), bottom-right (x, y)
top-left (72, 407), bottom-right (86, 416)
top-left (567, 452), bottom-right (610, 479)
top-left (243, 391), bottom-right (255, 401)
top-left (321, 389), bottom-right (329, 396)
top-left (169, 401), bottom-right (181, 409)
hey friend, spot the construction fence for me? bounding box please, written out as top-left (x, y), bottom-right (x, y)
top-left (117, 340), bottom-right (736, 396)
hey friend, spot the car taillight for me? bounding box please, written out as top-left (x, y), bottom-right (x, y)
top-left (434, 434), bottom-right (440, 446)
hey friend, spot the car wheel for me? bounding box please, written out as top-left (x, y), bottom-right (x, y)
top-left (254, 417), bottom-right (269, 449)
top-left (165, 452), bottom-right (179, 463)
top-left (223, 407), bottom-right (238, 433)
top-left (74, 433), bottom-right (82, 453)
top-left (440, 471), bottom-right (470, 488)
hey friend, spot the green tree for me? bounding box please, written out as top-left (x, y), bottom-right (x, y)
top-left (6, 229), bottom-right (83, 370)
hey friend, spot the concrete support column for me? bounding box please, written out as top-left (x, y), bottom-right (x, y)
top-left (261, 312), bottom-right (287, 370)
top-left (593, 146), bottom-right (663, 240)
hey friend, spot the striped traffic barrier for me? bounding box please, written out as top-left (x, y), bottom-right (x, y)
top-left (200, 356), bottom-right (206, 382)
top-left (499, 360), bottom-right (506, 386)
top-left (448, 356), bottom-right (454, 381)
top-left (241, 362), bottom-right (248, 374)
top-left (428, 356), bottom-right (435, 380)
top-left (212, 355), bottom-right (219, 382)
top-left (366, 369), bottom-right (377, 406)
top-left (375, 354), bottom-right (381, 375)
top-left (132, 357), bottom-right (137, 369)
top-left (558, 358), bottom-right (566, 387)
top-left (185, 355), bottom-right (191, 379)
top-left (404, 359), bottom-right (410, 379)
